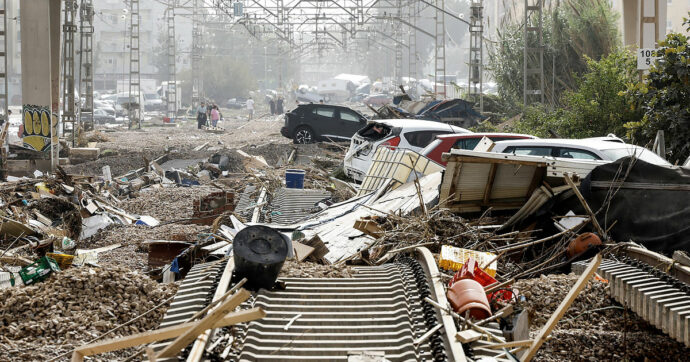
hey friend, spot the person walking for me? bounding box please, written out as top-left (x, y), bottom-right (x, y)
top-left (196, 102), bottom-right (207, 129)
top-left (210, 105), bottom-right (220, 127)
top-left (269, 98), bottom-right (276, 115)
top-left (246, 98), bottom-right (255, 120)
top-left (276, 97), bottom-right (284, 114)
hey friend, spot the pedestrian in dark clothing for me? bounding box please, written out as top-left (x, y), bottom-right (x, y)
top-left (276, 97), bottom-right (284, 114)
top-left (197, 102), bottom-right (207, 129)
top-left (269, 98), bottom-right (276, 115)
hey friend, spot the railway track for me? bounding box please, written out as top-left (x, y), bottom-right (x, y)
top-left (573, 248), bottom-right (690, 348)
top-left (153, 248), bottom-right (469, 361)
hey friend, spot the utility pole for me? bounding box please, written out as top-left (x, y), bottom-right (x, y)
top-left (0, 0), bottom-right (7, 120)
top-left (434, 0), bottom-right (446, 99)
top-left (78, 0), bottom-right (94, 130)
top-left (407, 1), bottom-right (417, 81)
top-left (166, 2), bottom-right (177, 121)
top-left (468, 0), bottom-right (483, 113)
top-left (128, 0), bottom-right (141, 129)
top-left (191, 0), bottom-right (202, 108)
top-left (394, 0), bottom-right (403, 87)
top-left (523, 0), bottom-right (544, 107)
top-left (61, 0), bottom-right (78, 145)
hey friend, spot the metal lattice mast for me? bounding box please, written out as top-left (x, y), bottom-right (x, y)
top-left (407, 1), bottom-right (417, 80)
top-left (78, 0), bottom-right (94, 130)
top-left (128, 0), bottom-right (141, 129)
top-left (0, 0), bottom-right (7, 120)
top-left (468, 0), bottom-right (483, 112)
top-left (434, 0), bottom-right (446, 99)
top-left (61, 0), bottom-right (78, 145)
top-left (523, 0), bottom-right (544, 106)
top-left (191, 0), bottom-right (202, 108)
top-left (166, 3), bottom-right (177, 121)
top-left (394, 0), bottom-right (403, 86)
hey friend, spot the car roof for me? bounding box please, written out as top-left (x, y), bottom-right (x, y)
top-left (436, 132), bottom-right (535, 140)
top-left (372, 119), bottom-right (470, 133)
top-left (493, 138), bottom-right (639, 151)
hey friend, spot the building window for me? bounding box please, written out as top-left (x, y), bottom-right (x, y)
top-left (667, 20), bottom-right (673, 30)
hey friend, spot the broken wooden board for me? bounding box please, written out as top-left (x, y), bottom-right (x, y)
top-left (71, 307), bottom-right (264, 361)
top-left (293, 241), bottom-right (316, 262)
top-left (353, 216), bottom-right (384, 239)
top-left (456, 329), bottom-right (483, 343)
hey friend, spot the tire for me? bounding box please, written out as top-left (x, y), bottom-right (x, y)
top-left (293, 126), bottom-right (315, 144)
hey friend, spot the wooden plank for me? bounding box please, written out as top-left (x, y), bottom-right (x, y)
top-left (483, 339), bottom-right (534, 349)
top-left (156, 288), bottom-right (251, 358)
top-left (438, 160), bottom-right (457, 203)
top-left (482, 163), bottom-right (498, 206)
top-left (522, 254), bottom-right (602, 361)
top-left (456, 329), bottom-right (483, 343)
top-left (73, 307), bottom-right (265, 358)
top-left (293, 241), bottom-right (316, 262)
top-left (443, 155), bottom-right (548, 167)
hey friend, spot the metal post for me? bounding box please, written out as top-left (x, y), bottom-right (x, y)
top-left (408, 0), bottom-right (418, 81)
top-left (166, 3), bottom-right (177, 121)
top-left (0, 0), bottom-right (7, 120)
top-left (434, 0), bottom-right (446, 99)
top-left (394, 0), bottom-right (403, 87)
top-left (61, 0), bottom-right (78, 145)
top-left (191, 0), bottom-right (203, 108)
top-left (129, 0), bottom-right (141, 129)
top-left (78, 0), bottom-right (94, 130)
top-left (468, 0), bottom-right (483, 113)
top-left (523, 0), bottom-right (544, 107)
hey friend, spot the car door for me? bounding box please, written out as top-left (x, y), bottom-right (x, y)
top-left (310, 106), bottom-right (337, 139)
top-left (337, 109), bottom-right (367, 140)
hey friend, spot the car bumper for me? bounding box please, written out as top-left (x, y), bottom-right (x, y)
top-left (280, 126), bottom-right (290, 138)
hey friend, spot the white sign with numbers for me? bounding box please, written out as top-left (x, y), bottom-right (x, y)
top-left (637, 48), bottom-right (659, 70)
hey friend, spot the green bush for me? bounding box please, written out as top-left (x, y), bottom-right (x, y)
top-left (624, 20), bottom-right (690, 163)
top-left (512, 49), bottom-right (641, 139)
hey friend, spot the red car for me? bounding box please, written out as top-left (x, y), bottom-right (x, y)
top-left (421, 132), bottom-right (537, 165)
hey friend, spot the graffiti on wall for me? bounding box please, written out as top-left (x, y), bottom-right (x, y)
top-left (22, 104), bottom-right (58, 152)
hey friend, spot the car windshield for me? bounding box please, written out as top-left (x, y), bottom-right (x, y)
top-left (144, 94), bottom-right (157, 100)
top-left (601, 147), bottom-right (671, 166)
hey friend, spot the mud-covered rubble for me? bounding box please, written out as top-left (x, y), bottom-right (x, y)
top-left (279, 259), bottom-right (353, 278)
top-left (514, 274), bottom-right (690, 361)
top-left (0, 265), bottom-right (177, 361)
top-left (118, 185), bottom-right (221, 222)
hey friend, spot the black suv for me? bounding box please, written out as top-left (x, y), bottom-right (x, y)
top-left (281, 104), bottom-right (368, 144)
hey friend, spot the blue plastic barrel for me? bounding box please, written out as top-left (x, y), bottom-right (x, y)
top-left (285, 169), bottom-right (306, 189)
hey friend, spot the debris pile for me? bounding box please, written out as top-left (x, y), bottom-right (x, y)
top-left (515, 274), bottom-right (690, 360)
top-left (0, 265), bottom-right (177, 361)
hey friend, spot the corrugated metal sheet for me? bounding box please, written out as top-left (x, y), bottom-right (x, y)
top-left (296, 172), bottom-right (442, 263)
top-left (269, 188), bottom-right (332, 225)
top-left (235, 185), bottom-right (258, 219)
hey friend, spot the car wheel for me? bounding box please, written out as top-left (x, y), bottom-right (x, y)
top-left (293, 126), bottom-right (315, 144)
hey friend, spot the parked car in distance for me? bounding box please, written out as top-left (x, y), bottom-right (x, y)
top-left (93, 100), bottom-right (116, 116)
top-left (344, 119), bottom-right (470, 182)
top-left (421, 132), bottom-right (537, 165)
top-left (363, 93), bottom-right (392, 106)
top-left (281, 104), bottom-right (368, 144)
top-left (492, 138), bottom-right (672, 166)
top-left (144, 93), bottom-right (164, 111)
top-left (81, 108), bottom-right (117, 124)
top-left (226, 98), bottom-right (246, 109)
